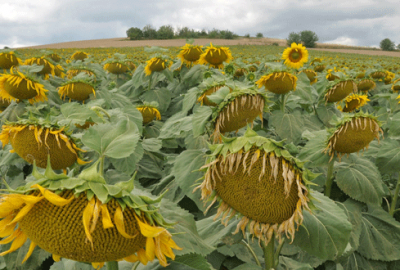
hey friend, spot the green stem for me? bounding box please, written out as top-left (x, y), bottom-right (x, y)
top-left (274, 238), bottom-right (285, 265)
top-left (389, 174), bottom-right (400, 216)
top-left (148, 73), bottom-right (153, 91)
top-left (106, 261), bottom-right (118, 270)
top-left (132, 262), bottom-right (140, 270)
top-left (241, 239), bottom-right (261, 267)
top-left (324, 160), bottom-right (335, 198)
top-left (280, 94), bottom-right (286, 112)
top-left (99, 155), bottom-right (105, 178)
top-left (261, 235), bottom-right (275, 270)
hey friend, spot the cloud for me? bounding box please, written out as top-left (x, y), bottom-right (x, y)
top-left (324, 37), bottom-right (359, 46)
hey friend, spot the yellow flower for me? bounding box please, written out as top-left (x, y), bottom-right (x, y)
top-left (198, 43), bottom-right (233, 69)
top-left (71, 51), bottom-right (89, 61)
top-left (136, 105), bottom-right (161, 124)
top-left (104, 62), bottom-right (129, 74)
top-left (256, 72), bottom-right (297, 94)
top-left (178, 44), bottom-right (203, 67)
top-left (144, 57), bottom-right (170, 76)
top-left (24, 57), bottom-right (57, 80)
top-left (337, 94), bottom-right (369, 112)
top-left (282, 43), bottom-right (308, 69)
top-left (58, 81), bottom-right (96, 102)
top-left (0, 51), bottom-right (22, 69)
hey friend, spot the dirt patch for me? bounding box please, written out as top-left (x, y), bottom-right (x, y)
top-left (20, 37), bottom-right (400, 57)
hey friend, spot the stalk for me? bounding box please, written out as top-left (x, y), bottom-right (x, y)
top-left (274, 238), bottom-right (285, 265)
top-left (261, 235), bottom-right (276, 270)
top-left (389, 174), bottom-right (400, 216)
top-left (324, 159), bottom-right (335, 198)
top-left (147, 73), bottom-right (153, 91)
top-left (106, 261), bottom-right (118, 270)
top-left (241, 239), bottom-right (261, 267)
top-left (280, 94), bottom-right (286, 112)
top-left (99, 155), bottom-right (105, 178)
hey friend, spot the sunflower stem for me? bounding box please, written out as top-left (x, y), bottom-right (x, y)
top-left (324, 159), bottom-right (335, 198)
top-left (132, 262), bottom-right (140, 270)
top-left (147, 73), bottom-right (153, 91)
top-left (106, 261), bottom-right (118, 270)
top-left (241, 239), bottom-right (261, 267)
top-left (274, 238), bottom-right (285, 265)
top-left (99, 155), bottom-right (105, 178)
top-left (261, 235), bottom-right (276, 270)
top-left (280, 94), bottom-right (286, 112)
top-left (389, 174), bottom-right (400, 216)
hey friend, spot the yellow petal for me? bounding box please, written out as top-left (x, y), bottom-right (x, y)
top-left (83, 197), bottom-right (95, 249)
top-left (92, 262), bottom-right (104, 270)
top-left (30, 184), bottom-right (74, 206)
top-left (9, 202), bottom-right (36, 224)
top-left (52, 254), bottom-right (61, 262)
top-left (123, 253), bottom-right (139, 263)
top-left (22, 241), bottom-right (36, 263)
top-left (90, 199), bottom-right (101, 233)
top-left (100, 204), bottom-right (114, 229)
top-left (0, 229), bottom-right (28, 256)
top-left (0, 228), bottom-right (19, 244)
top-left (114, 206), bottom-right (137, 239)
top-left (135, 216), bottom-right (166, 238)
top-left (145, 237), bottom-right (156, 261)
top-left (137, 248), bottom-right (149, 265)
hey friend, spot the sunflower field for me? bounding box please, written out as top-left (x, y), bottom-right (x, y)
top-left (0, 41), bottom-right (400, 270)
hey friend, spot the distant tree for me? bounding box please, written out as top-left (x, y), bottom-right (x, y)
top-left (244, 33), bottom-right (250, 38)
top-left (220, 30), bottom-right (236, 39)
top-left (143, 25), bottom-right (157, 39)
top-left (256, 32), bottom-right (263, 38)
top-left (178, 27), bottom-right (199, 38)
top-left (208, 29), bottom-right (220, 38)
top-left (380, 38), bottom-right (395, 51)
top-left (199, 29), bottom-right (208, 37)
top-left (157, 25), bottom-right (175, 39)
top-left (126, 27), bottom-right (143, 40)
top-left (287, 32), bottom-right (301, 46)
top-left (397, 43), bottom-right (400, 50)
top-left (300, 30), bottom-right (318, 48)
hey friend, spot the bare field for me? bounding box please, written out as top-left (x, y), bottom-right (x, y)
top-left (20, 37), bottom-right (400, 57)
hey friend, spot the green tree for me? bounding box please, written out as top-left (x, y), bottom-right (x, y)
top-left (157, 25), bottom-right (175, 39)
top-left (380, 38), bottom-right (395, 51)
top-left (300, 30), bottom-right (318, 48)
top-left (256, 32), bottom-right (263, 38)
top-left (397, 43), bottom-right (400, 50)
top-left (142, 24), bottom-right (157, 39)
top-left (287, 32), bottom-right (301, 46)
top-left (126, 27), bottom-right (143, 40)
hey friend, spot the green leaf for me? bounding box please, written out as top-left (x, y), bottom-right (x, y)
top-left (358, 205), bottom-right (400, 261)
top-left (232, 263), bottom-right (262, 270)
top-left (58, 102), bottom-right (101, 126)
top-left (182, 88), bottom-right (199, 114)
top-left (197, 216), bottom-right (240, 247)
top-left (335, 155), bottom-right (384, 205)
top-left (314, 105), bottom-right (340, 127)
top-left (50, 259), bottom-right (102, 270)
top-left (388, 111), bottom-right (400, 139)
top-left (376, 139), bottom-right (400, 174)
top-left (292, 191), bottom-right (352, 260)
top-left (159, 113), bottom-right (193, 139)
top-left (270, 110), bottom-right (305, 144)
top-left (141, 88), bottom-right (172, 112)
top-left (277, 256), bottom-right (313, 270)
top-left (192, 106), bottom-right (213, 137)
top-left (81, 118), bottom-right (140, 159)
top-left (337, 252), bottom-right (388, 270)
top-left (142, 138), bottom-right (163, 152)
top-left (162, 253), bottom-right (215, 270)
top-left (206, 86), bottom-right (230, 104)
top-left (298, 130), bottom-right (330, 167)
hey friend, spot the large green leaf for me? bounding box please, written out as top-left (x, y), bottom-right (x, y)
top-left (232, 263), bottom-right (262, 270)
top-left (192, 105), bottom-right (213, 137)
top-left (162, 253), bottom-right (215, 270)
top-left (270, 110), bottom-right (305, 144)
top-left (297, 130), bottom-right (331, 167)
top-left (159, 113), bottom-right (193, 139)
top-left (58, 102), bottom-right (102, 126)
top-left (388, 111), bottom-right (400, 139)
top-left (141, 88), bottom-right (172, 112)
top-left (50, 259), bottom-right (102, 270)
top-left (292, 191), bottom-right (352, 260)
top-left (81, 118), bottom-right (140, 159)
top-left (376, 139), bottom-right (400, 174)
top-left (337, 252), bottom-right (388, 270)
top-left (277, 256), bottom-right (313, 270)
top-left (358, 205), bottom-right (400, 261)
top-left (335, 155), bottom-right (384, 205)
top-left (197, 216), bottom-right (240, 247)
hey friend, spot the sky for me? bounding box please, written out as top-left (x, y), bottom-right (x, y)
top-left (1, 0), bottom-right (399, 49)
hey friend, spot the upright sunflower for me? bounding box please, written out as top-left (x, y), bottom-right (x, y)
top-left (144, 56), bottom-right (170, 76)
top-left (0, 69), bottom-right (48, 104)
top-left (282, 43), bottom-right (308, 69)
top-left (0, 119), bottom-right (87, 170)
top-left (195, 129), bottom-right (313, 245)
top-left (198, 43), bottom-right (233, 69)
top-left (0, 159), bottom-right (181, 268)
top-left (178, 44), bottom-right (203, 67)
top-left (256, 71), bottom-right (297, 94)
top-left (0, 51), bottom-right (22, 69)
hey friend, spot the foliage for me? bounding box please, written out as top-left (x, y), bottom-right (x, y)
top-left (300, 30), bottom-right (319, 48)
top-left (287, 32), bottom-right (301, 46)
top-left (256, 32), bottom-right (263, 38)
top-left (142, 24), bottom-right (157, 39)
top-left (380, 38), bottom-right (395, 51)
top-left (126, 27), bottom-right (143, 40)
top-left (157, 25), bottom-right (175, 40)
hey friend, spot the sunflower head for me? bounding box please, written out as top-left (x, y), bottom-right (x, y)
top-left (256, 71), bottom-right (297, 94)
top-left (125, 60), bottom-right (137, 71)
top-left (0, 98), bottom-right (11, 113)
top-left (392, 78), bottom-right (400, 92)
top-left (0, 68), bottom-right (48, 104)
top-left (197, 75), bottom-right (230, 106)
top-left (0, 119), bottom-right (87, 170)
top-left (54, 64), bottom-right (66, 78)
top-left (136, 102), bottom-right (161, 124)
top-left (313, 64), bottom-right (326, 72)
top-left (0, 159), bottom-right (181, 268)
top-left (282, 43), bottom-right (309, 69)
top-left (66, 67), bottom-right (97, 79)
top-left (337, 93), bottom-right (370, 112)
top-left (23, 57), bottom-right (57, 80)
top-left (195, 128), bottom-right (314, 245)
top-left (71, 51), bottom-right (89, 61)
top-left (104, 62), bottom-right (129, 74)
top-left (357, 78), bottom-right (376, 92)
top-left (234, 68), bottom-right (247, 78)
top-left (178, 44), bottom-right (203, 67)
top-left (224, 64), bottom-right (235, 75)
top-left (369, 71), bottom-right (386, 80)
top-left (58, 78), bottom-right (96, 102)
top-left (0, 51), bottom-right (22, 69)
top-left (325, 69), bottom-right (340, 81)
top-left (198, 43), bottom-right (233, 69)
top-left (47, 53), bottom-right (62, 62)
top-left (324, 79), bottom-right (357, 103)
top-left (246, 72), bottom-right (256, 82)
top-left (324, 112), bottom-right (383, 161)
top-left (144, 56), bottom-right (170, 76)
top-left (384, 71), bottom-right (395, 84)
top-left (300, 69), bottom-right (317, 85)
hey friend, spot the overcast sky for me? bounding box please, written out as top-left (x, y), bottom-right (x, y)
top-left (1, 0), bottom-right (399, 48)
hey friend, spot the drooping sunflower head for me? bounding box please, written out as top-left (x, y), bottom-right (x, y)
top-left (392, 78), bottom-right (400, 92)
top-left (324, 79), bottom-right (357, 103)
top-left (144, 55), bottom-right (171, 76)
top-left (299, 69), bottom-right (317, 85)
top-left (195, 128), bottom-right (314, 245)
top-left (0, 68), bottom-right (48, 104)
top-left (197, 75), bottom-right (230, 106)
top-left (125, 60), bottom-right (137, 72)
top-left (282, 43), bottom-right (309, 69)
top-left (234, 68), bottom-right (248, 78)
top-left (198, 43), bottom-right (233, 69)
top-left (384, 71), bottom-right (395, 84)
top-left (324, 112), bottom-right (383, 161)
top-left (178, 44), bottom-right (203, 67)
top-left (23, 57), bottom-right (57, 80)
top-left (325, 68), bottom-right (341, 81)
top-left (369, 70), bottom-right (386, 80)
top-left (0, 159), bottom-right (181, 268)
top-left (47, 53), bottom-right (62, 63)
top-left (66, 66), bottom-right (97, 79)
top-left (337, 93), bottom-right (370, 112)
top-left (313, 64), bottom-right (326, 72)
top-left (0, 50), bottom-right (22, 69)
top-left (58, 77), bottom-right (96, 102)
top-left (54, 64), bottom-right (66, 78)
top-left (256, 71), bottom-right (297, 94)
top-left (0, 98), bottom-right (11, 113)
top-left (103, 61), bottom-right (129, 74)
top-left (0, 119), bottom-right (87, 170)
top-left (136, 102), bottom-right (161, 124)
top-left (357, 78), bottom-right (376, 92)
top-left (71, 51), bottom-right (89, 61)
top-left (211, 84), bottom-right (268, 141)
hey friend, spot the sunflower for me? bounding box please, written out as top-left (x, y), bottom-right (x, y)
top-left (144, 57), bottom-right (170, 76)
top-left (384, 71), bottom-right (395, 84)
top-left (355, 72), bottom-right (365, 79)
top-left (313, 64), bottom-right (326, 72)
top-left (324, 80), bottom-right (357, 103)
top-left (256, 71), bottom-right (297, 94)
top-left (104, 62), bottom-right (129, 74)
top-left (197, 78), bottom-right (231, 106)
top-left (300, 69), bottom-right (317, 85)
top-left (0, 160), bottom-right (181, 268)
top-left (234, 68), bottom-right (247, 78)
top-left (195, 128), bottom-right (313, 245)
top-left (369, 71), bottom-right (386, 80)
top-left (357, 79), bottom-right (376, 92)
top-left (136, 103), bottom-right (161, 124)
top-left (24, 57), bottom-right (57, 80)
top-left (178, 44), bottom-right (203, 67)
top-left (0, 69), bottom-right (48, 104)
top-left (337, 94), bottom-right (369, 112)
top-left (58, 80), bottom-right (96, 102)
top-left (246, 72), bottom-right (256, 82)
top-left (71, 51), bottom-right (89, 61)
top-left (54, 64), bottom-right (66, 78)
top-left (198, 43), bottom-right (233, 69)
top-left (0, 120), bottom-right (87, 170)
top-left (0, 98), bottom-right (11, 113)
top-left (0, 51), bottom-right (22, 69)
top-left (392, 78), bottom-right (400, 92)
top-left (66, 68), bottom-right (96, 79)
top-left (282, 43), bottom-right (308, 69)
top-left (325, 69), bottom-right (340, 81)
top-left (125, 61), bottom-right (137, 71)
top-left (324, 112), bottom-right (383, 161)
top-left (47, 53), bottom-right (61, 62)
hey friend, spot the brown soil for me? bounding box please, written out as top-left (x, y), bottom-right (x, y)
top-left (20, 37), bottom-right (400, 57)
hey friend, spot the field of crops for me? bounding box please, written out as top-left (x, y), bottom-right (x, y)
top-left (1, 42), bottom-right (400, 270)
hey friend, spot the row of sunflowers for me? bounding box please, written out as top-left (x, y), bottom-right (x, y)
top-left (0, 41), bottom-right (400, 270)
